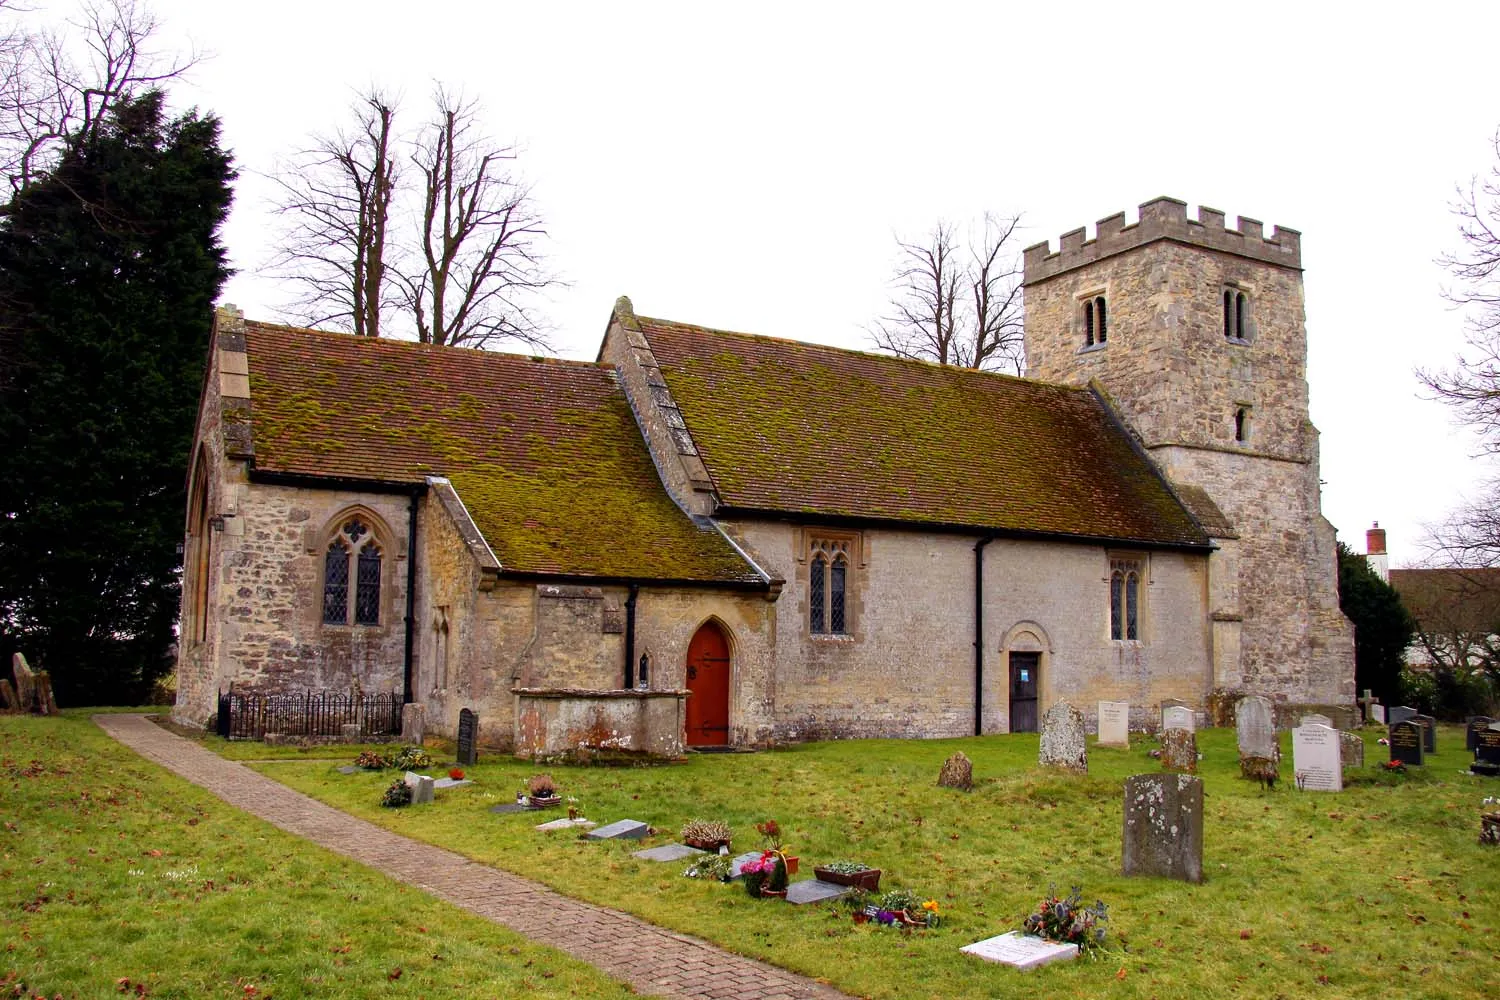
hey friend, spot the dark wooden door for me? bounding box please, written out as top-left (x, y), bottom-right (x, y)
top-left (1009, 652), bottom-right (1040, 733)
top-left (685, 622), bottom-right (731, 746)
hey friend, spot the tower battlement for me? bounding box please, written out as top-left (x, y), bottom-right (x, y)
top-left (1022, 197), bottom-right (1301, 285)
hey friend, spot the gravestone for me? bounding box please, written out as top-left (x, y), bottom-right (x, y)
top-left (400, 702), bottom-right (425, 744)
top-left (11, 653), bottom-right (35, 712)
top-left (1339, 731), bottom-right (1364, 770)
top-left (1388, 705), bottom-right (1417, 726)
top-left (336, 765), bottom-right (358, 775)
top-left (1300, 713), bottom-right (1333, 730)
top-left (937, 751), bottom-right (974, 790)
top-left (1472, 724), bottom-right (1500, 777)
top-left (1292, 724), bottom-right (1343, 791)
top-left (536, 817), bottom-right (595, 831)
top-left (1162, 704), bottom-right (1196, 733)
top-left (1122, 773), bottom-right (1204, 883)
top-left (728, 852), bottom-right (765, 879)
top-left (1389, 721), bottom-right (1425, 766)
top-left (0, 678), bottom-right (15, 711)
top-left (1468, 717), bottom-right (1496, 753)
top-left (584, 819), bottom-right (648, 841)
top-left (1236, 696), bottom-right (1276, 762)
top-left (457, 708), bottom-right (479, 767)
top-left (633, 844), bottom-right (704, 862)
top-left (961, 932), bottom-right (1079, 970)
top-left (1371, 704), bottom-right (1386, 725)
top-left (786, 879), bottom-right (852, 905)
top-left (432, 776), bottom-right (470, 790)
top-left (1412, 714), bottom-right (1437, 754)
top-left (1159, 728), bottom-right (1197, 773)
top-left (403, 771), bottom-right (435, 805)
top-left (1038, 701), bottom-right (1087, 772)
top-left (1097, 701), bottom-right (1129, 748)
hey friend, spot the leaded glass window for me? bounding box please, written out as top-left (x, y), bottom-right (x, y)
top-left (810, 556), bottom-right (826, 634)
top-left (1110, 558), bottom-right (1142, 641)
top-left (1109, 569), bottom-right (1123, 641)
top-left (355, 543), bottom-right (382, 625)
top-left (323, 538), bottom-right (350, 624)
top-left (323, 516), bottom-right (382, 627)
top-left (829, 557), bottom-right (847, 634)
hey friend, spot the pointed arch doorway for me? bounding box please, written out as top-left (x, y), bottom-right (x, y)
top-left (685, 621), bottom-right (731, 747)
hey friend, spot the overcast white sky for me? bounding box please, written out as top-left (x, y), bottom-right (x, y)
top-left (131, 0), bottom-right (1500, 567)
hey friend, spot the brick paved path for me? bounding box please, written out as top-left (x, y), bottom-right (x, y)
top-left (95, 714), bottom-right (853, 1000)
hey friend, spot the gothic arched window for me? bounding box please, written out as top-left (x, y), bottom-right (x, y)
top-left (1110, 558), bottom-right (1142, 641)
top-left (808, 534), bottom-right (856, 636)
top-left (323, 517), bottom-right (383, 626)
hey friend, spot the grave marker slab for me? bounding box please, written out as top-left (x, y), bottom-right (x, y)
top-left (457, 708), bottom-right (479, 766)
top-left (536, 817), bottom-right (596, 832)
top-left (1300, 713), bottom-right (1333, 730)
top-left (432, 777), bottom-right (471, 790)
top-left (1097, 701), bottom-right (1130, 748)
top-left (1292, 724), bottom-right (1343, 791)
top-left (1038, 701), bottom-right (1087, 772)
top-left (1388, 705), bottom-right (1417, 726)
top-left (1123, 773), bottom-right (1204, 883)
top-left (633, 844), bottom-right (705, 862)
top-left (1371, 704), bottom-right (1386, 725)
top-left (584, 819), bottom-right (649, 841)
top-left (728, 852), bottom-right (764, 879)
top-left (786, 879), bottom-right (852, 905)
top-left (1162, 705), bottom-right (1196, 733)
top-left (1339, 731), bottom-right (1364, 770)
top-left (1236, 695), bottom-right (1276, 761)
top-left (336, 765), bottom-right (358, 775)
top-left (1412, 714), bottom-right (1437, 753)
top-left (1389, 721), bottom-right (1424, 766)
top-left (1467, 717), bottom-right (1495, 752)
top-left (403, 771), bottom-right (435, 805)
top-left (960, 932), bottom-right (1079, 971)
top-left (1160, 728), bottom-right (1197, 773)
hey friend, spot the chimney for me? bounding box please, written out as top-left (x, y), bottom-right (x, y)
top-left (1365, 522), bottom-right (1389, 583)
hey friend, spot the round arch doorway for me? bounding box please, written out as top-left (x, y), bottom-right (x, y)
top-left (684, 621), bottom-right (732, 747)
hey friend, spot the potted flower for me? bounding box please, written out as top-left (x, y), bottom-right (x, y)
top-left (526, 773), bottom-right (562, 807)
top-left (680, 818), bottom-right (733, 852)
top-left (448, 767), bottom-right (465, 781)
top-left (755, 819), bottom-right (798, 875)
top-left (813, 860), bottom-right (882, 892)
top-left (740, 850), bottom-right (788, 899)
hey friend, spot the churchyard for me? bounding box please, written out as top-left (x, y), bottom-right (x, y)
top-left (5, 709), bottom-right (1499, 999)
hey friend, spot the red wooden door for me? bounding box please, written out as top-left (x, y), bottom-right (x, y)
top-left (685, 622), bottom-right (731, 746)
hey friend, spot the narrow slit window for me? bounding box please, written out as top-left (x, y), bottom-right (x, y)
top-left (829, 556), bottom-right (847, 634)
top-left (1224, 290), bottom-right (1234, 339)
top-left (809, 555), bottom-right (826, 634)
top-left (1236, 292), bottom-right (1246, 338)
top-left (1095, 296), bottom-right (1107, 343)
top-left (1084, 300), bottom-right (1095, 346)
top-left (1125, 571), bottom-right (1139, 640)
top-left (1110, 570), bottom-right (1123, 641)
top-left (1235, 406), bottom-right (1250, 444)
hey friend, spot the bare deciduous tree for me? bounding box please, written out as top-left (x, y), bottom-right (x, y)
top-left (268, 92), bottom-right (397, 338)
top-left (870, 213), bottom-right (1025, 374)
top-left (0, 0), bottom-right (196, 196)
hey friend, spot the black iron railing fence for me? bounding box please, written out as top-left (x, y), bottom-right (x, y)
top-left (215, 689), bottom-right (402, 741)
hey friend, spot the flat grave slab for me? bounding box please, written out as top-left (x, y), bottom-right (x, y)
top-left (961, 931), bottom-right (1079, 970)
top-left (728, 852), bottom-right (763, 879)
top-left (584, 819), bottom-right (649, 841)
top-left (536, 817), bottom-right (596, 832)
top-left (633, 844), bottom-right (705, 862)
top-left (786, 879), bottom-right (852, 905)
top-left (336, 765), bottom-right (359, 775)
top-left (432, 777), bottom-right (471, 790)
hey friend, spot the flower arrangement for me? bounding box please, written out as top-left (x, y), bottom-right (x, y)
top-left (380, 778), bottom-right (412, 808)
top-left (1382, 759), bottom-right (1408, 774)
top-left (740, 850), bottom-right (789, 897)
top-left (1022, 885), bottom-right (1108, 949)
top-left (391, 746), bottom-right (432, 770)
top-left (354, 749), bottom-right (392, 770)
top-left (754, 819), bottom-right (782, 850)
top-left (682, 854), bottom-right (735, 881)
top-left (448, 767), bottom-right (465, 781)
top-left (680, 818), bottom-right (733, 849)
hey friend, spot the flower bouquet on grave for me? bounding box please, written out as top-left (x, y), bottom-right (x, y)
top-left (741, 850), bottom-right (789, 899)
top-left (1021, 885), bottom-right (1108, 950)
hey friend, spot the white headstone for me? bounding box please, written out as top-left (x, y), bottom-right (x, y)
top-left (1371, 704), bottom-right (1386, 725)
top-left (1292, 724), bottom-right (1343, 792)
top-left (960, 932), bottom-right (1079, 971)
top-left (1162, 705), bottom-right (1196, 733)
top-left (1097, 701), bottom-right (1129, 747)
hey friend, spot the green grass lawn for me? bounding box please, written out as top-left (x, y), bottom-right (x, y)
top-left (0, 713), bottom-right (636, 1000)
top-left (238, 722), bottom-right (1499, 1000)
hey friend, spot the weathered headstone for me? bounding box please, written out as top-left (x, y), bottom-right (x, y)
top-left (1299, 713), bottom-right (1333, 730)
top-left (1389, 721), bottom-right (1424, 766)
top-left (786, 879), bottom-right (852, 905)
top-left (1097, 701), bottom-right (1129, 748)
top-left (1163, 705), bottom-right (1196, 733)
top-left (1388, 705), bottom-right (1417, 726)
top-left (633, 844), bottom-right (704, 862)
top-left (1412, 713), bottom-right (1437, 754)
top-left (403, 771), bottom-right (435, 805)
top-left (1467, 717), bottom-right (1496, 753)
top-left (961, 932), bottom-right (1079, 970)
top-left (11, 653), bottom-right (35, 712)
top-left (457, 707), bottom-right (479, 766)
top-left (1292, 724), bottom-right (1343, 791)
top-left (1371, 704), bottom-right (1386, 725)
top-left (584, 819), bottom-right (649, 841)
top-left (1236, 696), bottom-right (1276, 762)
top-left (1038, 701), bottom-right (1087, 772)
top-left (1122, 773), bottom-right (1204, 883)
top-left (1339, 731), bottom-right (1364, 770)
top-left (937, 751), bottom-right (974, 791)
top-left (1159, 728), bottom-right (1197, 773)
top-left (0, 678), bottom-right (16, 712)
top-left (400, 702), bottom-right (425, 744)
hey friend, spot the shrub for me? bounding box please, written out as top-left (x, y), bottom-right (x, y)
top-left (380, 779), bottom-right (412, 808)
top-left (1022, 885), bottom-right (1108, 949)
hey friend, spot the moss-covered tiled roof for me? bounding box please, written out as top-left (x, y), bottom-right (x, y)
top-left (241, 322), bottom-right (763, 585)
top-left (638, 315), bottom-right (1210, 548)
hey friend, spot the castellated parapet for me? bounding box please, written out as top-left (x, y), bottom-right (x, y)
top-left (1023, 197), bottom-right (1301, 285)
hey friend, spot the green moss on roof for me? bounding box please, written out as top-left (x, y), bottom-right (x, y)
top-left (241, 322), bottom-right (760, 584)
top-left (639, 316), bottom-right (1207, 548)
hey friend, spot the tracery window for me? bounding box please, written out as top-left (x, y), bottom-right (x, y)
top-left (1109, 557), bottom-right (1142, 641)
top-left (323, 517), bottom-right (382, 626)
top-left (809, 535), bottom-right (853, 635)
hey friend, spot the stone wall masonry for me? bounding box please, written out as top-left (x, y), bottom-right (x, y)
top-left (727, 520), bottom-right (1214, 740)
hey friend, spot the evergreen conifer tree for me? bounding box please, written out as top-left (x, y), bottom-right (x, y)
top-left (0, 90), bottom-right (234, 705)
top-left (1336, 542), bottom-right (1416, 707)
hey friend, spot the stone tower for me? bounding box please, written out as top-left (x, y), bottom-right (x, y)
top-left (1022, 196), bottom-right (1353, 709)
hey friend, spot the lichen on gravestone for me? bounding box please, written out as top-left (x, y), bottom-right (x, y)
top-left (1038, 701), bottom-right (1087, 772)
top-left (1159, 728), bottom-right (1197, 774)
top-left (937, 751), bottom-right (973, 791)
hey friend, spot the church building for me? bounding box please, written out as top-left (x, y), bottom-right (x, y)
top-left (173, 197), bottom-right (1355, 753)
